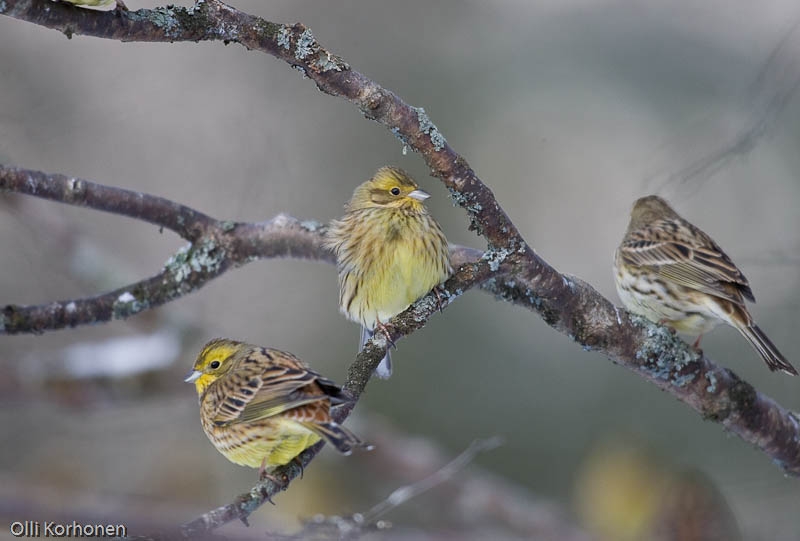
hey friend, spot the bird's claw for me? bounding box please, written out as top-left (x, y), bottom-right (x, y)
top-left (374, 321), bottom-right (397, 350)
top-left (432, 285), bottom-right (446, 313)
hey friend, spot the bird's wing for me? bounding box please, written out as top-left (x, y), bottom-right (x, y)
top-left (212, 349), bottom-right (326, 426)
top-left (619, 219), bottom-right (754, 303)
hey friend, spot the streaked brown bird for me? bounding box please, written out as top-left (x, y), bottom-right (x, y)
top-left (186, 338), bottom-right (370, 475)
top-left (614, 195), bottom-right (796, 375)
top-left (325, 166), bottom-right (452, 378)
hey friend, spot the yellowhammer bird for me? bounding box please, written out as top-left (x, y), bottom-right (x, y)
top-left (325, 166), bottom-right (452, 378)
top-left (185, 338), bottom-right (370, 475)
top-left (614, 195), bottom-right (796, 375)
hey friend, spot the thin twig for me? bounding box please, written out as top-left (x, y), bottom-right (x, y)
top-left (360, 437), bottom-right (504, 524)
top-left (274, 438), bottom-right (506, 540)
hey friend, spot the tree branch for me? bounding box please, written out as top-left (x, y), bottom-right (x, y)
top-left (0, 164), bottom-right (341, 333)
top-left (3, 1), bottom-right (800, 537)
top-left (0, 165), bottom-right (216, 241)
top-left (0, 164), bottom-right (486, 335)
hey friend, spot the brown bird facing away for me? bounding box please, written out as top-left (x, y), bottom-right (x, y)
top-left (614, 195), bottom-right (797, 375)
top-left (186, 338), bottom-right (371, 476)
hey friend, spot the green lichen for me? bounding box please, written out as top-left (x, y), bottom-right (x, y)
top-left (173, 3), bottom-right (211, 38)
top-left (0, 313), bottom-right (5, 332)
top-left (496, 284), bottom-right (543, 310)
top-left (0, 2), bottom-right (7, 13)
top-left (491, 282), bottom-right (545, 315)
top-left (250, 18), bottom-right (282, 42)
top-left (481, 247), bottom-right (512, 272)
top-left (705, 371), bottom-right (718, 393)
top-left (446, 187), bottom-right (482, 214)
top-left (314, 51), bottom-right (348, 72)
top-left (277, 26), bottom-right (291, 49)
top-left (672, 372), bottom-right (697, 387)
top-left (447, 189), bottom-right (466, 207)
top-left (415, 107), bottom-right (446, 151)
top-left (145, 7), bottom-right (180, 39)
top-left (300, 220), bottom-right (323, 232)
top-left (220, 220), bottom-right (236, 232)
top-left (447, 188), bottom-right (484, 235)
top-left (633, 316), bottom-right (699, 386)
top-left (112, 292), bottom-right (149, 320)
top-left (295, 28), bottom-right (317, 60)
top-left (390, 127), bottom-right (413, 152)
top-left (163, 238), bottom-right (225, 283)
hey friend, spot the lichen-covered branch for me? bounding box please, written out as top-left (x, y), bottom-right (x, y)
top-left (0, 165), bottom-right (337, 334)
top-left (480, 271), bottom-right (800, 478)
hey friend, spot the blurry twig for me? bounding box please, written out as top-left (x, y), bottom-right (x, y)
top-left (355, 420), bottom-right (595, 540)
top-left (649, 17), bottom-right (800, 195)
top-left (280, 437), bottom-right (505, 540)
top-left (360, 436), bottom-right (503, 524)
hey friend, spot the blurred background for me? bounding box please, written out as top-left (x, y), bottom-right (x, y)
top-left (1, 0), bottom-right (800, 539)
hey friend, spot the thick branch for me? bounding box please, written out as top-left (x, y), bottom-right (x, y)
top-left (0, 166), bottom-right (339, 333)
top-left (479, 272), bottom-right (800, 479)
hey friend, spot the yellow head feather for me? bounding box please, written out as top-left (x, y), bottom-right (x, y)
top-left (185, 338), bottom-right (242, 396)
top-left (346, 166), bottom-right (431, 212)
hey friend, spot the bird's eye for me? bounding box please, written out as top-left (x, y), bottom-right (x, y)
top-left (209, 360), bottom-right (221, 369)
top-left (390, 187), bottom-right (401, 196)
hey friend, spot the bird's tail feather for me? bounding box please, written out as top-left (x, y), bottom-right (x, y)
top-left (738, 324), bottom-right (797, 376)
top-left (303, 421), bottom-right (373, 455)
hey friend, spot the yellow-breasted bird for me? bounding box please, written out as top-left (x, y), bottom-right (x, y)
top-left (186, 338), bottom-right (370, 474)
top-left (614, 195), bottom-right (796, 375)
top-left (325, 166), bottom-right (452, 378)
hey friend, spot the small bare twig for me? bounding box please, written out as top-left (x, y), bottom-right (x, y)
top-left (360, 437), bottom-right (504, 524)
top-left (260, 438), bottom-right (505, 540)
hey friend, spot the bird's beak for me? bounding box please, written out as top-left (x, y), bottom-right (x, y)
top-left (408, 189), bottom-right (430, 201)
top-left (184, 370), bottom-right (202, 383)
